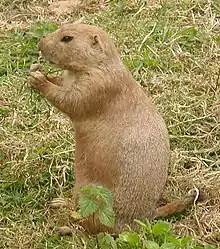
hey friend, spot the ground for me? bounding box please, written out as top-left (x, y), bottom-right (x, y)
top-left (0, 0), bottom-right (220, 248)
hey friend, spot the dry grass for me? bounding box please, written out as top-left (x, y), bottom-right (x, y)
top-left (0, 0), bottom-right (220, 248)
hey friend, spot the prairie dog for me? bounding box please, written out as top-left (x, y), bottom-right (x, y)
top-left (29, 23), bottom-right (170, 234)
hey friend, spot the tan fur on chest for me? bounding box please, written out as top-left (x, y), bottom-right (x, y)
top-left (62, 70), bottom-right (77, 88)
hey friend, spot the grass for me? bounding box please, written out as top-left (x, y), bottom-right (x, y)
top-left (0, 0), bottom-right (220, 248)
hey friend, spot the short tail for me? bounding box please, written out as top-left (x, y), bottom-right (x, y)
top-left (153, 188), bottom-right (204, 219)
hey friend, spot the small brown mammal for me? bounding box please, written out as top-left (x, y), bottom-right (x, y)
top-left (29, 23), bottom-right (197, 235)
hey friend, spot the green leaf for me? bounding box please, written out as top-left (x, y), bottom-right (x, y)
top-left (80, 184), bottom-right (101, 197)
top-left (98, 204), bottom-right (115, 228)
top-left (98, 233), bottom-right (117, 249)
top-left (80, 184), bottom-right (113, 205)
top-left (160, 242), bottom-right (176, 249)
top-left (143, 240), bottom-right (160, 249)
top-left (78, 195), bottom-right (98, 217)
top-left (99, 186), bottom-right (113, 204)
top-left (152, 221), bottom-right (171, 236)
top-left (118, 231), bottom-right (140, 245)
top-left (134, 219), bottom-right (149, 229)
top-left (78, 184), bottom-right (115, 227)
top-left (180, 236), bottom-right (193, 246)
top-left (167, 236), bottom-right (181, 246)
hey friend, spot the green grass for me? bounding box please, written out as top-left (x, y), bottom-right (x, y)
top-left (0, 0), bottom-right (220, 248)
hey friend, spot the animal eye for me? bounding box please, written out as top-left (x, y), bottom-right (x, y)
top-left (61, 36), bottom-right (73, 43)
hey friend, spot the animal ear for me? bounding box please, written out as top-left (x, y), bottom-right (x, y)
top-left (92, 34), bottom-right (100, 45)
top-left (92, 35), bottom-right (102, 47)
top-left (91, 34), bottom-right (104, 51)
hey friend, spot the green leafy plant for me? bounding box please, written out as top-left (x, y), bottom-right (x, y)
top-left (95, 219), bottom-right (216, 249)
top-left (78, 184), bottom-right (115, 228)
top-left (77, 184), bottom-right (216, 249)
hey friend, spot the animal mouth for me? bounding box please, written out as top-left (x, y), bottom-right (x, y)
top-left (39, 51), bottom-right (57, 65)
top-left (44, 57), bottom-right (57, 66)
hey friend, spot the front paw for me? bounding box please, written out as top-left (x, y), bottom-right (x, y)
top-left (29, 71), bottom-right (48, 92)
top-left (29, 63), bottom-right (43, 73)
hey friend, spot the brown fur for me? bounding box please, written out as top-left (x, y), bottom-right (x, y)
top-left (29, 23), bottom-right (173, 235)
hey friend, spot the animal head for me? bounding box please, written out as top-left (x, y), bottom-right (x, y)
top-left (38, 23), bottom-right (121, 71)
